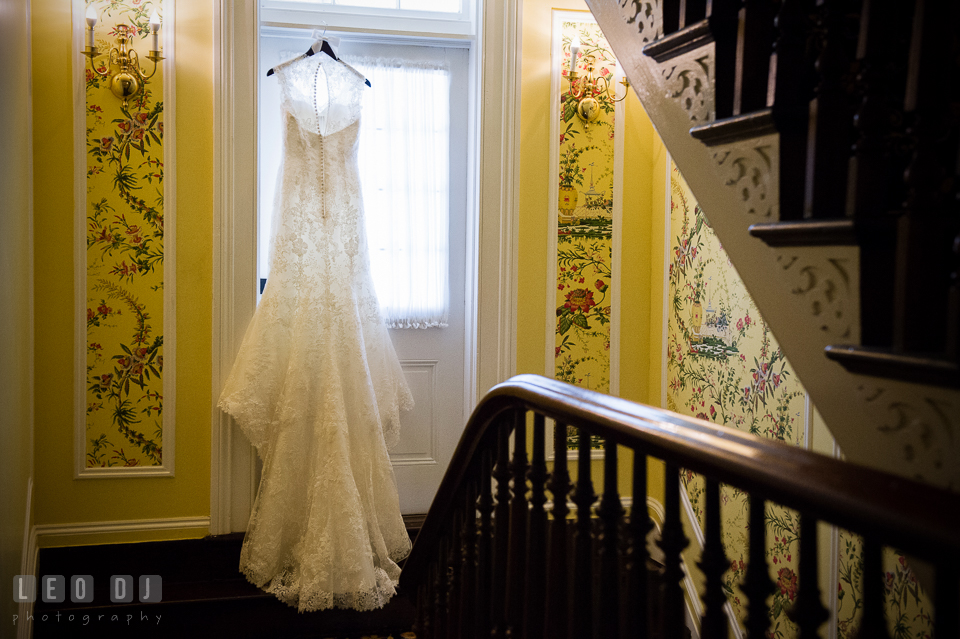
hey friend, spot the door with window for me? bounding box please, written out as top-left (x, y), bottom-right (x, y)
top-left (257, 29), bottom-right (471, 515)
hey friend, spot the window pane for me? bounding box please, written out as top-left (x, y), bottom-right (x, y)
top-left (346, 56), bottom-right (451, 328)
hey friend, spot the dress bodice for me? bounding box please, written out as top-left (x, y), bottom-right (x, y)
top-left (276, 50), bottom-right (366, 138)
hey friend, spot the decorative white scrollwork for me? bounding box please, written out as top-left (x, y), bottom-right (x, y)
top-left (711, 144), bottom-right (774, 218)
top-left (618, 0), bottom-right (662, 44)
top-left (855, 382), bottom-right (959, 487)
top-left (661, 53), bottom-right (712, 123)
top-left (776, 253), bottom-right (853, 339)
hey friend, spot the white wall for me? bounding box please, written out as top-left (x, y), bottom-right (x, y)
top-left (0, 0), bottom-right (35, 635)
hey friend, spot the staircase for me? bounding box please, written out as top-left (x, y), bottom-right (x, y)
top-left (583, 0), bottom-right (960, 489)
top-left (400, 375), bottom-right (960, 638)
top-left (30, 534), bottom-right (417, 639)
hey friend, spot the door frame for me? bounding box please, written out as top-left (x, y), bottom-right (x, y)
top-left (210, 0), bottom-right (520, 534)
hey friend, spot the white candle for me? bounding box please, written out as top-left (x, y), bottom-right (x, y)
top-left (569, 36), bottom-right (580, 75)
top-left (149, 10), bottom-right (161, 52)
top-left (85, 5), bottom-right (98, 49)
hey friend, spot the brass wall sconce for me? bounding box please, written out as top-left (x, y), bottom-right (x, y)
top-left (82, 6), bottom-right (163, 107)
top-left (567, 36), bottom-right (629, 123)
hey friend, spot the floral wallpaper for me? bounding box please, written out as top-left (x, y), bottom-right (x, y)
top-left (84, 0), bottom-right (165, 468)
top-left (667, 164), bottom-right (932, 638)
top-left (554, 20), bottom-right (617, 448)
top-left (667, 162), bottom-right (806, 636)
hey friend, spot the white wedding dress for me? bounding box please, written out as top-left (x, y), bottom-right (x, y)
top-left (218, 47), bottom-right (414, 613)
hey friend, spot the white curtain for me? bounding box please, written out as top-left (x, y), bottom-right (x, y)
top-left (345, 55), bottom-right (451, 329)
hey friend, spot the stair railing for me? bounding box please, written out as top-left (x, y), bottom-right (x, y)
top-left (599, 0), bottom-right (960, 384)
top-left (400, 374), bottom-right (960, 639)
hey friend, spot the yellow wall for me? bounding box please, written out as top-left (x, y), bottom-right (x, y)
top-left (32, 0), bottom-right (213, 546)
top-left (518, 0), bottom-right (668, 505)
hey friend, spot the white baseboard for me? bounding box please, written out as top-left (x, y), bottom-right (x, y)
top-left (34, 516), bottom-right (211, 543)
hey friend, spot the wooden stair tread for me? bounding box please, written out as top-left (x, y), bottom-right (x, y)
top-left (689, 109), bottom-right (776, 146)
top-left (642, 19), bottom-right (712, 62)
top-left (825, 345), bottom-right (960, 388)
top-left (748, 219), bottom-right (858, 246)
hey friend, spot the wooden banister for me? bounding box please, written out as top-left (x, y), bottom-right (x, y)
top-left (401, 374), bottom-right (960, 638)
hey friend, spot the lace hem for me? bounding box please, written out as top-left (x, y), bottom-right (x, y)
top-left (242, 565), bottom-right (401, 613)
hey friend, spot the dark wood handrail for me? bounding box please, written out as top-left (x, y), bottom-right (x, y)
top-left (402, 374), bottom-right (960, 590)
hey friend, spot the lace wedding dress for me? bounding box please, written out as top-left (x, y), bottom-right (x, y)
top-left (218, 47), bottom-right (414, 613)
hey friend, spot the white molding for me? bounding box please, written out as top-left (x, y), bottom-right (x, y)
top-left (476, 0), bottom-right (520, 396)
top-left (211, 0), bottom-right (226, 537)
top-left (461, 2), bottom-right (481, 427)
top-left (544, 11), bottom-right (563, 380)
top-left (73, 0), bottom-right (87, 480)
top-left (74, 0), bottom-right (176, 478)
top-left (34, 516), bottom-right (210, 541)
top-left (827, 439), bottom-right (842, 639)
top-left (212, 0), bottom-right (261, 535)
top-left (610, 61), bottom-right (625, 398)
top-left (161, 0), bottom-right (177, 477)
top-left (661, 154), bottom-right (672, 409)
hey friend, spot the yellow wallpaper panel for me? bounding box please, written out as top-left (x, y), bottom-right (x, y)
top-left (554, 21), bottom-right (617, 450)
top-left (84, 0), bottom-right (165, 468)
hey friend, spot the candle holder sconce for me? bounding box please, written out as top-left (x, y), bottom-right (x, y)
top-left (82, 6), bottom-right (163, 108)
top-left (567, 37), bottom-right (629, 124)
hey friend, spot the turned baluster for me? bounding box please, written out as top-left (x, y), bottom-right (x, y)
top-left (597, 438), bottom-right (623, 638)
top-left (848, 0), bottom-right (904, 348)
top-left (459, 477), bottom-right (478, 639)
top-left (625, 449), bottom-right (653, 637)
top-left (572, 428), bottom-right (598, 639)
top-left (658, 463), bottom-right (689, 637)
top-left (895, 0), bottom-right (955, 354)
top-left (597, 439), bottom-right (623, 637)
top-left (859, 538), bottom-right (890, 639)
top-left (935, 554), bottom-right (960, 638)
top-left (804, 0), bottom-right (857, 220)
top-left (491, 418), bottom-right (512, 639)
top-left (417, 582), bottom-right (431, 639)
top-left (446, 510), bottom-right (461, 639)
top-left (477, 447), bottom-right (495, 637)
top-left (709, 0), bottom-right (740, 120)
top-left (680, 0), bottom-right (707, 29)
top-left (736, 0), bottom-right (777, 115)
top-left (525, 413), bottom-right (548, 639)
top-left (434, 537), bottom-right (449, 639)
top-left (771, 0), bottom-right (816, 221)
top-left (506, 410), bottom-right (529, 639)
top-left (661, 0), bottom-right (680, 37)
top-left (544, 422), bottom-right (573, 639)
top-left (791, 515), bottom-right (829, 638)
top-left (698, 478), bottom-right (730, 638)
top-left (742, 495), bottom-right (773, 639)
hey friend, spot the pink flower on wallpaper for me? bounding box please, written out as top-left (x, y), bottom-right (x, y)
top-left (777, 568), bottom-right (798, 601)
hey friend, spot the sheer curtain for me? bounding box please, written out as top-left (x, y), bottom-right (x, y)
top-left (345, 55), bottom-right (451, 329)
